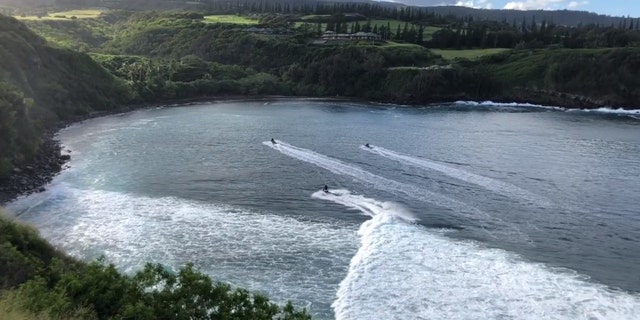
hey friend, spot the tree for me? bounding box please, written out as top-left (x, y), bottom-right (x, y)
top-left (16, 262), bottom-right (313, 320)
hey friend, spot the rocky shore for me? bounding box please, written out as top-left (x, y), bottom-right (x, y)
top-left (0, 96), bottom-right (241, 206)
top-left (0, 132), bottom-right (70, 205)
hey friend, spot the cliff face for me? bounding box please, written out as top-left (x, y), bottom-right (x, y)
top-left (1, 15), bottom-right (132, 120)
top-left (0, 14), bottom-right (131, 182)
top-left (481, 48), bottom-right (640, 109)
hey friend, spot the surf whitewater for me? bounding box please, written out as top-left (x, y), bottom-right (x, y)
top-left (267, 140), bottom-right (640, 320)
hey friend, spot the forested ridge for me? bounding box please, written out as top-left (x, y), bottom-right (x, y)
top-left (1, 5), bottom-right (640, 317)
top-left (0, 14), bottom-right (131, 179)
top-left (4, 0), bottom-right (637, 27)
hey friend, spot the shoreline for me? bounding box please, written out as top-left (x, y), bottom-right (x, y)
top-left (0, 94), bottom-right (343, 205)
top-left (0, 93), bottom-right (636, 206)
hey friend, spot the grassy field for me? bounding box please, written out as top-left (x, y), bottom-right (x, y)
top-left (16, 9), bottom-right (104, 21)
top-left (369, 19), bottom-right (414, 32)
top-left (422, 26), bottom-right (441, 40)
top-left (203, 15), bottom-right (259, 25)
top-left (382, 42), bottom-right (424, 48)
top-left (368, 20), bottom-right (440, 40)
top-left (296, 19), bottom-right (441, 41)
top-left (431, 48), bottom-right (510, 61)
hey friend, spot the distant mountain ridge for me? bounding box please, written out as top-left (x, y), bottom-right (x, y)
top-left (333, 1), bottom-right (635, 27)
top-left (418, 5), bottom-right (635, 27)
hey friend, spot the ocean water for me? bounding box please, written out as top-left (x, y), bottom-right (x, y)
top-left (7, 99), bottom-right (640, 319)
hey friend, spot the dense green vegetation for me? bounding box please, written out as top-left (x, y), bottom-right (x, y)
top-left (2, 2), bottom-right (640, 317)
top-left (481, 48), bottom-right (640, 106)
top-left (0, 211), bottom-right (312, 319)
top-left (432, 48), bottom-right (510, 61)
top-left (0, 14), bottom-right (131, 178)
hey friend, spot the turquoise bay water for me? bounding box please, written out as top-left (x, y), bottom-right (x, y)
top-left (7, 99), bottom-right (640, 319)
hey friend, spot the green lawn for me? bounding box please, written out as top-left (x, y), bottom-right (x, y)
top-left (369, 19), bottom-right (414, 31)
top-left (296, 19), bottom-right (440, 41)
top-left (203, 15), bottom-right (259, 25)
top-left (368, 20), bottom-right (440, 40)
top-left (431, 48), bottom-right (511, 61)
top-left (16, 9), bottom-right (104, 20)
top-left (422, 26), bottom-right (441, 40)
top-left (382, 41), bottom-right (424, 48)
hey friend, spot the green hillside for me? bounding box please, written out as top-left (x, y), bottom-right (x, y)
top-left (0, 14), bottom-right (132, 177)
top-left (482, 48), bottom-right (640, 107)
top-left (0, 211), bottom-right (312, 319)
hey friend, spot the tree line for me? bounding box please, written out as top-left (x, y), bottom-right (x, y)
top-left (426, 16), bottom-right (640, 49)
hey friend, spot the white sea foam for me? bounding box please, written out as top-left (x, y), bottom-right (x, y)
top-left (577, 107), bottom-right (640, 115)
top-left (314, 190), bottom-right (640, 320)
top-left (454, 100), bottom-right (565, 111)
top-left (265, 141), bottom-right (535, 243)
top-left (9, 186), bottom-right (356, 317)
top-left (361, 145), bottom-right (551, 207)
top-left (312, 189), bottom-right (416, 223)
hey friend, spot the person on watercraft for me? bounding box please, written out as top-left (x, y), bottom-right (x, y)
top-left (323, 185), bottom-right (329, 193)
top-left (271, 138), bottom-right (276, 144)
top-left (365, 143), bottom-right (371, 148)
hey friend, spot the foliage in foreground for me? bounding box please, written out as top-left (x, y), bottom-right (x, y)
top-left (0, 212), bottom-right (312, 320)
top-left (15, 262), bottom-right (311, 320)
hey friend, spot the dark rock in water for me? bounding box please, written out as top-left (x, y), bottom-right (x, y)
top-left (0, 131), bottom-right (67, 205)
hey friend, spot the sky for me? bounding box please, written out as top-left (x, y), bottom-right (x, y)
top-left (392, 1), bottom-right (640, 17)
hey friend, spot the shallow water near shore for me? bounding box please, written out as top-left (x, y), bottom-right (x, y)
top-left (7, 99), bottom-right (640, 319)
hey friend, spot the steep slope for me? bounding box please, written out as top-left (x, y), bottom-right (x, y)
top-left (482, 48), bottom-right (640, 107)
top-left (0, 14), bottom-right (131, 179)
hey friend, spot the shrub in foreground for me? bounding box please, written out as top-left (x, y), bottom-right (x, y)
top-left (15, 261), bottom-right (312, 320)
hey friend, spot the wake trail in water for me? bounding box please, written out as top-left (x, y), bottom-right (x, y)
top-left (362, 145), bottom-right (551, 207)
top-left (264, 140), bottom-right (485, 221)
top-left (313, 189), bottom-right (640, 320)
top-left (311, 189), bottom-right (417, 222)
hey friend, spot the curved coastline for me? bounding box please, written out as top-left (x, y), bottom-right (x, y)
top-left (0, 93), bottom-right (637, 205)
top-left (0, 95), bottom-right (347, 205)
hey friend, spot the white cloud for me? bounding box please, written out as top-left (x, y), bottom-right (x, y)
top-left (503, 0), bottom-right (588, 10)
top-left (567, 1), bottom-right (589, 9)
top-left (455, 0), bottom-right (494, 9)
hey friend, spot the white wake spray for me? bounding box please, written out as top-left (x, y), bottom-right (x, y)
top-left (361, 145), bottom-right (552, 207)
top-left (264, 140), bottom-right (484, 220)
top-left (454, 100), bottom-right (565, 111)
top-left (311, 189), bottom-right (416, 222)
